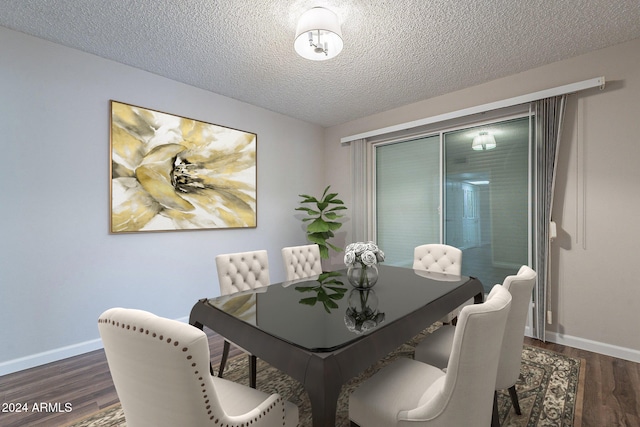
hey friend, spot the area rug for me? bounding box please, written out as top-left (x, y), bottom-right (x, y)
top-left (65, 332), bottom-right (584, 427)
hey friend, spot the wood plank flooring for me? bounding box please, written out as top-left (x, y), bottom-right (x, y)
top-left (1, 330), bottom-right (638, 427)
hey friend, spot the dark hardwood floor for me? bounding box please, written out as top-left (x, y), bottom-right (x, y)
top-left (1, 330), bottom-right (638, 427)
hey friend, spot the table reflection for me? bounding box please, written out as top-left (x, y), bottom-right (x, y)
top-left (292, 271), bottom-right (347, 313)
top-left (344, 288), bottom-right (385, 334)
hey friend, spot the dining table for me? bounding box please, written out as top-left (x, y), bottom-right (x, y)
top-left (189, 264), bottom-right (484, 427)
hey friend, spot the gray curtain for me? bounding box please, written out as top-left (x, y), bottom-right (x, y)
top-left (533, 95), bottom-right (567, 341)
top-left (350, 139), bottom-right (369, 243)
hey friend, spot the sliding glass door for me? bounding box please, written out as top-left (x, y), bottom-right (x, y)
top-left (375, 116), bottom-right (531, 291)
top-left (444, 117), bottom-right (530, 290)
top-left (375, 135), bottom-right (440, 267)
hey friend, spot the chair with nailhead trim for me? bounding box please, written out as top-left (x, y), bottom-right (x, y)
top-left (98, 308), bottom-right (299, 427)
top-left (281, 244), bottom-right (323, 281)
top-left (413, 244), bottom-right (467, 324)
top-left (215, 250), bottom-right (271, 388)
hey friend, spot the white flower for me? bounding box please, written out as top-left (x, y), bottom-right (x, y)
top-left (344, 251), bottom-right (355, 266)
top-left (376, 250), bottom-right (385, 262)
top-left (353, 243), bottom-right (367, 255)
top-left (360, 250), bottom-right (377, 266)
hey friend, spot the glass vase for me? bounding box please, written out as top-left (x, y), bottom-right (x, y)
top-left (347, 264), bottom-right (378, 289)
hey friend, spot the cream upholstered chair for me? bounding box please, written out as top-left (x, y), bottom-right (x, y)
top-left (414, 265), bottom-right (537, 416)
top-left (413, 244), bottom-right (462, 275)
top-left (349, 285), bottom-right (512, 427)
top-left (98, 308), bottom-right (298, 427)
top-left (413, 244), bottom-right (465, 323)
top-left (281, 244), bottom-right (323, 281)
top-left (215, 250), bottom-right (270, 388)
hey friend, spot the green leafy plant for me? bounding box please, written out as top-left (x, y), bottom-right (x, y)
top-left (296, 185), bottom-right (346, 259)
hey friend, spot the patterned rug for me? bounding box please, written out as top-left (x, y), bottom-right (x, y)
top-left (65, 330), bottom-right (584, 427)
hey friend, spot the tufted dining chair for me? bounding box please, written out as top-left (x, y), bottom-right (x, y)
top-left (413, 244), bottom-right (465, 324)
top-left (349, 285), bottom-right (512, 427)
top-left (215, 250), bottom-right (270, 388)
top-left (414, 265), bottom-right (537, 418)
top-left (98, 308), bottom-right (299, 427)
top-left (413, 244), bottom-right (463, 275)
top-left (281, 244), bottom-right (323, 281)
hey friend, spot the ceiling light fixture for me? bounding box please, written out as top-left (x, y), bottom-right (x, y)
top-left (294, 7), bottom-right (343, 61)
top-left (472, 131), bottom-right (497, 151)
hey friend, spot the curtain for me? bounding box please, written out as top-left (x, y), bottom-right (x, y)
top-left (350, 139), bottom-right (370, 243)
top-left (533, 95), bottom-right (567, 341)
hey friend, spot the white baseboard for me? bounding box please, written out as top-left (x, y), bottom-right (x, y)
top-left (525, 326), bottom-right (640, 363)
top-left (0, 338), bottom-right (105, 377)
top-left (0, 316), bottom-right (190, 377)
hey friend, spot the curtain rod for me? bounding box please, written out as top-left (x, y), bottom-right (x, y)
top-left (341, 76), bottom-right (605, 144)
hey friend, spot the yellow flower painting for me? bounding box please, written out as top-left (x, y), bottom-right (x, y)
top-left (110, 101), bottom-right (257, 233)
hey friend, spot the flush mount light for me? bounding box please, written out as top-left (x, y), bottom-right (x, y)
top-left (294, 7), bottom-right (343, 61)
top-left (472, 131), bottom-right (497, 151)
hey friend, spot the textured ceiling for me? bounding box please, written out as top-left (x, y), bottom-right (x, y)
top-left (1, 0), bottom-right (639, 127)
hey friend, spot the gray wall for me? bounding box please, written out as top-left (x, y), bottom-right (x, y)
top-left (0, 27), bottom-right (325, 374)
top-left (324, 38), bottom-right (640, 361)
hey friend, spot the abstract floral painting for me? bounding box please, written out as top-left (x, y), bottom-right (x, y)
top-left (110, 101), bottom-right (257, 233)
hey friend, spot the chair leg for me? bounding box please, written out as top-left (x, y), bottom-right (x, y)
top-left (249, 354), bottom-right (257, 388)
top-left (508, 385), bottom-right (522, 415)
top-left (218, 340), bottom-right (231, 378)
top-left (492, 391), bottom-right (501, 427)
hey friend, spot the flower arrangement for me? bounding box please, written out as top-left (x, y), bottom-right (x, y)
top-left (344, 242), bottom-right (385, 288)
top-left (344, 242), bottom-right (385, 267)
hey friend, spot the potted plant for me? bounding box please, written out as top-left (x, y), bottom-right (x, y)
top-left (296, 185), bottom-right (346, 259)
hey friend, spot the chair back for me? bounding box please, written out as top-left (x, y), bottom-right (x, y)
top-left (403, 285), bottom-right (511, 426)
top-left (496, 265), bottom-right (537, 389)
top-left (281, 244), bottom-right (322, 280)
top-left (98, 308), bottom-right (228, 426)
top-left (216, 250), bottom-right (270, 295)
top-left (413, 244), bottom-right (462, 275)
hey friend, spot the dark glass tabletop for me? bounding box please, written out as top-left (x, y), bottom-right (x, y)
top-left (206, 264), bottom-right (471, 353)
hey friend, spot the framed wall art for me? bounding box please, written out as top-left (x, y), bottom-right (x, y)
top-left (110, 101), bottom-right (257, 233)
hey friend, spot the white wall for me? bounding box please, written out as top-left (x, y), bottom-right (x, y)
top-left (324, 38), bottom-right (640, 362)
top-left (0, 27), bottom-right (325, 375)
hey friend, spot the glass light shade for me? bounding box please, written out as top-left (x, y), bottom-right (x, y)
top-left (294, 7), bottom-right (343, 61)
top-left (472, 132), bottom-right (497, 151)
